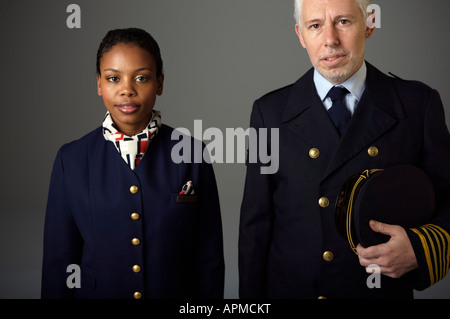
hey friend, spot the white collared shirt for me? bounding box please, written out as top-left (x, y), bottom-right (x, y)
top-left (313, 61), bottom-right (367, 115)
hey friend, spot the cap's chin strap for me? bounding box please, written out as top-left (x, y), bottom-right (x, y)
top-left (346, 169), bottom-right (383, 255)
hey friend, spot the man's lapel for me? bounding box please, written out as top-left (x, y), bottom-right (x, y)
top-left (282, 68), bottom-right (341, 169)
top-left (281, 63), bottom-right (407, 183)
top-left (321, 62), bottom-right (407, 182)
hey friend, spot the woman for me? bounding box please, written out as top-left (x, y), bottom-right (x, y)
top-left (41, 28), bottom-right (224, 299)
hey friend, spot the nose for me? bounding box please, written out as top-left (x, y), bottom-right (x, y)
top-left (324, 24), bottom-right (340, 48)
top-left (120, 79), bottom-right (136, 97)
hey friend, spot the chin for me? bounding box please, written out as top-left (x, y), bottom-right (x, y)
top-left (326, 72), bottom-right (351, 84)
top-left (318, 63), bottom-right (358, 84)
top-left (317, 69), bottom-right (346, 85)
top-left (316, 55), bottom-right (363, 84)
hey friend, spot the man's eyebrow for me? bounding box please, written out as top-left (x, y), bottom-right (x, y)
top-left (304, 18), bottom-right (322, 26)
top-left (334, 14), bottom-right (357, 21)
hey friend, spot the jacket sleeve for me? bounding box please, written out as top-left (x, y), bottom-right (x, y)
top-left (195, 154), bottom-right (225, 299)
top-left (238, 100), bottom-right (275, 298)
top-left (406, 89), bottom-right (450, 290)
top-left (41, 145), bottom-right (83, 298)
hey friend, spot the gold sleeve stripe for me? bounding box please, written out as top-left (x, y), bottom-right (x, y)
top-left (424, 225), bottom-right (445, 279)
top-left (410, 224), bottom-right (450, 286)
top-left (422, 226), bottom-right (439, 281)
top-left (426, 224), bottom-right (450, 279)
top-left (422, 227), bottom-right (439, 282)
top-left (424, 226), bottom-right (444, 279)
top-left (410, 227), bottom-right (434, 285)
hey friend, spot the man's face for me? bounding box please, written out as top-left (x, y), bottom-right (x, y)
top-left (296, 0), bottom-right (374, 84)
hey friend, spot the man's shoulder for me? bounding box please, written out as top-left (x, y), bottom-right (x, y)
top-left (256, 83), bottom-right (294, 105)
top-left (384, 71), bottom-right (437, 109)
top-left (368, 62), bottom-right (434, 97)
top-left (366, 61), bottom-right (440, 118)
top-left (389, 73), bottom-right (434, 95)
top-left (255, 68), bottom-right (314, 105)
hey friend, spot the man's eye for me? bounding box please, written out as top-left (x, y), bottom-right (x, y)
top-left (339, 19), bottom-right (350, 25)
top-left (310, 24), bottom-right (320, 29)
top-left (107, 76), bottom-right (119, 82)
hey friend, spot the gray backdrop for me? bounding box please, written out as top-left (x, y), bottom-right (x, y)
top-left (1, 0), bottom-right (449, 299)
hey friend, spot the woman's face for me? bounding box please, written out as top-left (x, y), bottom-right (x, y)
top-left (96, 43), bottom-right (164, 136)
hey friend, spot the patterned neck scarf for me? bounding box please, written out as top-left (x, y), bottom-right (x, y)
top-left (102, 110), bottom-right (162, 170)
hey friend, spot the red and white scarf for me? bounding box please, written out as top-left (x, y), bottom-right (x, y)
top-left (102, 110), bottom-right (161, 170)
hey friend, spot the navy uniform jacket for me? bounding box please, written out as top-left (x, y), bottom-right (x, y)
top-left (239, 62), bottom-right (450, 299)
top-left (42, 124), bottom-right (225, 299)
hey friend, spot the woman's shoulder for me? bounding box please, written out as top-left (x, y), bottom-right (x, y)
top-left (58, 126), bottom-right (103, 157)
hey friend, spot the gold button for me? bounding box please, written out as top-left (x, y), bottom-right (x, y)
top-left (132, 265), bottom-right (141, 273)
top-left (130, 185), bottom-right (139, 194)
top-left (368, 146), bottom-right (379, 157)
top-left (131, 213), bottom-right (140, 220)
top-left (318, 197), bottom-right (329, 208)
top-left (309, 148), bottom-right (320, 159)
top-left (318, 296), bottom-right (327, 299)
top-left (133, 291), bottom-right (142, 299)
top-left (131, 238), bottom-right (141, 246)
top-left (323, 251), bottom-right (334, 262)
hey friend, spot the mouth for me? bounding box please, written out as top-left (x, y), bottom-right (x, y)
top-left (321, 54), bottom-right (346, 66)
top-left (115, 102), bottom-right (140, 114)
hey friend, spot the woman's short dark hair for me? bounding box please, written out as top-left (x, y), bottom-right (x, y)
top-left (96, 28), bottom-right (163, 77)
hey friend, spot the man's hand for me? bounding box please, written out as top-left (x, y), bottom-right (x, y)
top-left (356, 220), bottom-right (418, 278)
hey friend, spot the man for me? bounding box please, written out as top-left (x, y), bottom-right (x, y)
top-left (239, 0), bottom-right (450, 299)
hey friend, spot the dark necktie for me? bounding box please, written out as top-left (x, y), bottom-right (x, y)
top-left (327, 86), bottom-right (351, 136)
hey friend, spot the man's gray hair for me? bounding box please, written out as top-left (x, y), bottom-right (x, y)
top-left (294, 0), bottom-right (372, 27)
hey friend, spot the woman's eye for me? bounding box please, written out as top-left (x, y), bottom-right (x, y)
top-left (107, 76), bottom-right (119, 82)
top-left (136, 76), bottom-right (149, 82)
top-left (339, 19), bottom-right (350, 25)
